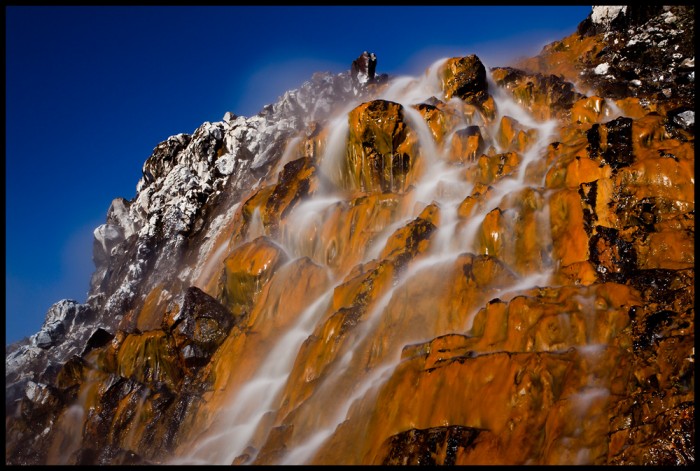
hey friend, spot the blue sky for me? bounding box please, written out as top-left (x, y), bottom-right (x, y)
top-left (5, 5), bottom-right (592, 344)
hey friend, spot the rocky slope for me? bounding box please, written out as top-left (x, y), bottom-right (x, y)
top-left (6, 6), bottom-right (694, 465)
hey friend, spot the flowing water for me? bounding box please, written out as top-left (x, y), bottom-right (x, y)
top-left (172, 290), bottom-right (334, 464)
top-left (172, 56), bottom-right (606, 465)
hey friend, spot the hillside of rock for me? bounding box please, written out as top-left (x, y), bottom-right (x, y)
top-left (6, 6), bottom-right (693, 465)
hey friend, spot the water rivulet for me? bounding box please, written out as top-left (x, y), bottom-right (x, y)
top-left (6, 6), bottom-right (693, 465)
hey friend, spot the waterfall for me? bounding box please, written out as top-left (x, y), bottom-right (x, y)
top-left (172, 55), bottom-right (617, 465)
top-left (171, 290), bottom-right (334, 464)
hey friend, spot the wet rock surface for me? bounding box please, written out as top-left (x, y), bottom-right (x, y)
top-left (171, 287), bottom-right (235, 368)
top-left (441, 55), bottom-right (489, 106)
top-left (6, 6), bottom-right (694, 466)
top-left (344, 100), bottom-right (420, 193)
top-left (376, 425), bottom-right (486, 465)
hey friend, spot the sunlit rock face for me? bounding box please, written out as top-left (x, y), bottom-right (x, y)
top-left (6, 8), bottom-right (694, 466)
top-left (343, 100), bottom-right (421, 193)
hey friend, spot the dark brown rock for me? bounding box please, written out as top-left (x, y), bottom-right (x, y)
top-left (586, 116), bottom-right (635, 169)
top-left (491, 67), bottom-right (585, 120)
top-left (376, 425), bottom-right (486, 465)
top-left (440, 55), bottom-right (489, 106)
top-left (171, 286), bottom-right (235, 368)
top-left (351, 51), bottom-right (377, 89)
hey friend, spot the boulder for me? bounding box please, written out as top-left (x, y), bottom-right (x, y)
top-left (344, 100), bottom-right (421, 193)
top-left (440, 55), bottom-right (489, 107)
top-left (449, 126), bottom-right (485, 163)
top-left (220, 236), bottom-right (289, 319)
top-left (171, 287), bottom-right (235, 368)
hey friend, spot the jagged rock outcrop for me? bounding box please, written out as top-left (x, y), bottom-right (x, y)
top-left (6, 8), bottom-right (694, 466)
top-left (351, 50), bottom-right (377, 89)
top-left (518, 5), bottom-right (694, 110)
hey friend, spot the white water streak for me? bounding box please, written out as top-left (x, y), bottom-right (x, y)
top-left (319, 114), bottom-right (351, 189)
top-left (174, 290), bottom-right (333, 465)
top-left (272, 66), bottom-right (564, 463)
top-left (279, 362), bottom-right (396, 465)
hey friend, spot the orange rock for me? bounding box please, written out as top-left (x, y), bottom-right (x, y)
top-left (578, 177), bottom-right (618, 230)
top-left (468, 284), bottom-right (638, 354)
top-left (634, 230), bottom-right (694, 270)
top-left (220, 236), bottom-right (289, 319)
top-left (412, 102), bottom-right (462, 146)
top-left (457, 195), bottom-right (479, 220)
top-left (377, 204), bottom-right (438, 264)
top-left (109, 386), bottom-right (153, 451)
top-left (614, 156), bottom-right (694, 204)
top-left (344, 100), bottom-right (421, 194)
top-left (416, 202), bottom-right (440, 226)
top-left (475, 188), bottom-right (550, 275)
top-left (303, 281), bottom-right (642, 464)
top-left (261, 253), bottom-right (519, 464)
top-left (232, 157), bottom-right (319, 241)
top-left (134, 284), bottom-right (170, 332)
top-left (631, 113), bottom-right (669, 152)
top-left (449, 126), bottom-right (485, 163)
top-left (543, 127), bottom-right (593, 190)
top-left (554, 261), bottom-right (598, 286)
top-left (564, 156), bottom-right (611, 189)
top-left (611, 97), bottom-right (655, 119)
top-left (549, 189), bottom-right (589, 267)
top-left (232, 185), bottom-right (275, 242)
top-left (479, 208), bottom-right (505, 259)
top-left (400, 333), bottom-right (473, 367)
top-left (275, 259), bottom-right (397, 423)
top-left (182, 257), bottom-right (331, 452)
top-left (571, 95), bottom-right (606, 125)
top-left (496, 116), bottom-right (536, 153)
top-left (313, 350), bottom-right (578, 464)
top-left (279, 193), bottom-right (409, 276)
top-left (116, 331), bottom-right (182, 390)
top-left (246, 257), bottom-right (331, 339)
top-left (264, 157), bottom-right (320, 236)
top-left (490, 67), bottom-right (584, 121)
top-left (479, 96), bottom-right (497, 123)
top-left (515, 32), bottom-right (605, 88)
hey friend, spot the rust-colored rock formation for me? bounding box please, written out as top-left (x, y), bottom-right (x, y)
top-left (6, 7), bottom-right (694, 466)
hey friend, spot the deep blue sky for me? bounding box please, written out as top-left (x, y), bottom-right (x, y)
top-left (5, 6), bottom-right (592, 344)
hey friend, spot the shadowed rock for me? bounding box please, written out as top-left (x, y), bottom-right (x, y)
top-left (351, 51), bottom-right (377, 89)
top-left (171, 286), bottom-right (235, 368)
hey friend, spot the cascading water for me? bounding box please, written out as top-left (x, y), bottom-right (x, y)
top-left (171, 289), bottom-right (334, 464)
top-left (169, 53), bottom-right (598, 465)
